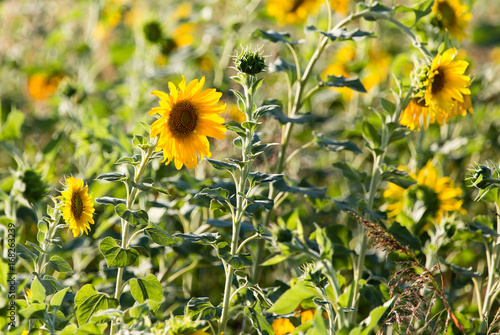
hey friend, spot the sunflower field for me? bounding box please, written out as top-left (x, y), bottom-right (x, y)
top-left (2, 0), bottom-right (500, 334)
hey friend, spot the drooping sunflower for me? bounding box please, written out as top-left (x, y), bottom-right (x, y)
top-left (149, 77), bottom-right (226, 170)
top-left (424, 48), bottom-right (471, 112)
top-left (384, 161), bottom-right (464, 226)
top-left (266, 0), bottom-right (323, 25)
top-left (432, 0), bottom-right (472, 41)
top-left (60, 177), bottom-right (95, 237)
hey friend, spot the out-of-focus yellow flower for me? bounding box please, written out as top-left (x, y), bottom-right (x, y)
top-left (384, 161), bottom-right (465, 225)
top-left (197, 55), bottom-right (214, 72)
top-left (490, 47), bottom-right (500, 64)
top-left (299, 309), bottom-right (315, 323)
top-left (172, 2), bottom-right (192, 21)
top-left (173, 23), bottom-right (194, 47)
top-left (272, 318), bottom-right (296, 335)
top-left (267, 0), bottom-right (324, 25)
top-left (363, 45), bottom-right (391, 91)
top-left (323, 45), bottom-right (357, 101)
top-left (28, 73), bottom-right (64, 101)
top-left (149, 77), bottom-right (226, 169)
top-left (330, 0), bottom-right (350, 14)
top-left (60, 177), bottom-right (95, 237)
top-left (225, 104), bottom-right (246, 124)
top-left (432, 0), bottom-right (472, 41)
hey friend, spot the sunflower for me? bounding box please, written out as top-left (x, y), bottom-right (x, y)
top-left (272, 318), bottom-right (296, 335)
top-left (60, 177), bottom-right (95, 237)
top-left (28, 73), bottom-right (64, 101)
top-left (432, 0), bottom-right (472, 41)
top-left (266, 0), bottom-right (323, 25)
top-left (149, 77), bottom-right (226, 170)
top-left (330, 0), bottom-right (350, 14)
top-left (384, 162), bottom-right (464, 226)
top-left (424, 48), bottom-right (471, 111)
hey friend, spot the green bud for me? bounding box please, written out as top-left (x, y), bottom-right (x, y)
top-left (20, 169), bottom-right (47, 204)
top-left (276, 228), bottom-right (293, 243)
top-left (143, 21), bottom-right (163, 43)
top-left (470, 165), bottom-right (494, 189)
top-left (234, 49), bottom-right (266, 75)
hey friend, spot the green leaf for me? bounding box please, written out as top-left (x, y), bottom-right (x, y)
top-left (39, 275), bottom-right (67, 295)
top-left (268, 281), bottom-right (319, 314)
top-left (380, 98), bottom-right (395, 115)
top-left (99, 236), bottom-right (139, 267)
top-left (74, 284), bottom-right (119, 325)
top-left (381, 167), bottom-right (416, 189)
top-left (133, 134), bottom-right (151, 150)
top-left (130, 274), bottom-right (163, 303)
top-left (207, 158), bottom-right (239, 172)
top-left (244, 306), bottom-right (275, 335)
top-left (26, 241), bottom-right (48, 256)
top-left (262, 254), bottom-right (291, 266)
top-left (217, 242), bottom-right (254, 269)
top-left (115, 204), bottom-right (149, 226)
top-left (96, 197), bottom-right (126, 206)
top-left (273, 179), bottom-right (326, 199)
top-left (252, 29), bottom-right (302, 45)
top-left (268, 58), bottom-right (298, 83)
top-left (17, 243), bottom-right (37, 262)
top-left (249, 172), bottom-right (284, 185)
top-left (242, 121), bottom-right (262, 132)
top-left (266, 106), bottom-right (314, 125)
top-left (195, 187), bottom-right (230, 203)
top-left (0, 108), bottom-right (25, 140)
top-left (115, 154), bottom-right (141, 166)
top-left (144, 222), bottom-right (177, 246)
top-left (308, 308), bottom-right (327, 335)
top-left (96, 172), bottom-right (127, 182)
top-left (175, 232), bottom-right (220, 244)
top-left (314, 133), bottom-right (362, 154)
top-left (324, 74), bottom-right (367, 93)
top-left (306, 26), bottom-right (373, 42)
top-left (315, 226), bottom-right (333, 259)
top-left (255, 104), bottom-right (281, 119)
top-left (187, 297), bottom-right (221, 320)
top-left (76, 323), bottom-right (108, 335)
top-left (50, 287), bottom-right (69, 308)
top-left (31, 277), bottom-right (46, 304)
top-left (226, 123), bottom-right (246, 137)
top-left (19, 303), bottom-right (47, 319)
top-left (333, 162), bottom-right (367, 182)
top-left (48, 255), bottom-right (73, 273)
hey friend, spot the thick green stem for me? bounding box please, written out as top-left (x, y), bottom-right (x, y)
top-left (110, 143), bottom-right (156, 335)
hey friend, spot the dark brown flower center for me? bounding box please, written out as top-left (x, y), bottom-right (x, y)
top-left (288, 0), bottom-right (305, 13)
top-left (431, 70), bottom-right (446, 95)
top-left (168, 100), bottom-right (198, 138)
top-left (437, 2), bottom-right (457, 27)
top-left (71, 193), bottom-right (84, 219)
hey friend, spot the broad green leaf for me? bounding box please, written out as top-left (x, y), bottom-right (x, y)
top-left (362, 121), bottom-right (380, 147)
top-left (144, 222), bottom-right (177, 246)
top-left (217, 242), bottom-right (253, 269)
top-left (39, 275), bottom-right (67, 295)
top-left (59, 324), bottom-right (78, 335)
top-left (130, 274), bottom-right (163, 303)
top-left (48, 255), bottom-right (73, 273)
top-left (266, 107), bottom-right (314, 125)
top-left (268, 281), bottom-right (319, 314)
top-left (255, 104), bottom-right (281, 119)
top-left (74, 284), bottom-right (119, 325)
top-left (17, 243), bottom-right (37, 262)
top-left (50, 287), bottom-right (70, 308)
top-left (187, 297), bottom-right (221, 320)
top-left (0, 108), bottom-right (25, 140)
top-left (261, 254), bottom-right (291, 266)
top-left (115, 204), bottom-right (149, 226)
top-left (115, 154), bottom-right (141, 165)
top-left (333, 162), bottom-right (367, 182)
top-left (307, 308), bottom-right (327, 335)
top-left (76, 323), bottom-right (108, 335)
top-left (18, 303), bottom-right (47, 319)
top-left (31, 277), bottom-right (46, 304)
top-left (381, 168), bottom-right (416, 189)
top-left (99, 236), bottom-right (139, 267)
top-left (244, 306), bottom-right (275, 335)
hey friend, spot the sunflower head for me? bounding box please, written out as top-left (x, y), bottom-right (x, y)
top-left (384, 162), bottom-right (464, 230)
top-left (432, 0), bottom-right (472, 41)
top-left (234, 49), bottom-right (266, 76)
top-left (266, 0), bottom-right (323, 25)
top-left (143, 20), bottom-right (163, 43)
top-left (149, 77), bottom-right (226, 170)
top-left (60, 177), bottom-right (95, 237)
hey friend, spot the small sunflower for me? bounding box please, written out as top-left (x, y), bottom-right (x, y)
top-left (400, 98), bottom-right (437, 131)
top-left (432, 0), bottom-right (472, 41)
top-left (149, 77), bottom-right (226, 169)
top-left (424, 48), bottom-right (471, 112)
top-left (272, 318), bottom-right (296, 335)
top-left (384, 161), bottom-right (464, 226)
top-left (266, 0), bottom-right (323, 25)
top-left (60, 177), bottom-right (95, 237)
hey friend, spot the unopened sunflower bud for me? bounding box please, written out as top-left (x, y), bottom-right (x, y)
top-left (20, 169), bottom-right (47, 204)
top-left (143, 21), bottom-right (163, 43)
top-left (234, 49), bottom-right (266, 75)
top-left (470, 165), bottom-right (494, 189)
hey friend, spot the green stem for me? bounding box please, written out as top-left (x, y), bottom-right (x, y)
top-left (110, 142), bottom-right (156, 335)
